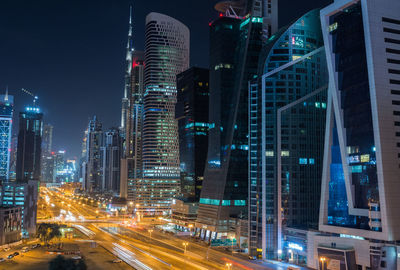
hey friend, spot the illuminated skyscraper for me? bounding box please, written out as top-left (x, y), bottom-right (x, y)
top-left (101, 128), bottom-right (122, 194)
top-left (120, 6), bottom-right (134, 136)
top-left (176, 67), bottom-right (209, 201)
top-left (16, 106), bottom-right (43, 182)
top-left (307, 0), bottom-right (400, 269)
top-left (0, 93), bottom-right (13, 182)
top-left (41, 124), bottom-right (53, 155)
top-left (140, 12), bottom-right (189, 213)
top-left (41, 124), bottom-right (54, 183)
top-left (196, 0), bottom-right (277, 245)
top-left (248, 9), bottom-right (328, 260)
top-left (83, 116), bottom-right (103, 192)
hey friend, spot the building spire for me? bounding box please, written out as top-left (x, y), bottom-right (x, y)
top-left (129, 5), bottom-right (132, 25)
top-left (4, 86), bottom-right (8, 101)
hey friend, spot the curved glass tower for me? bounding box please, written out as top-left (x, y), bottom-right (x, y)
top-left (248, 9), bottom-right (328, 259)
top-left (141, 13), bottom-right (190, 213)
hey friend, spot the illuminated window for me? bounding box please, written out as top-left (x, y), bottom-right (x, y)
top-left (281, 151), bottom-right (290, 157)
top-left (299, 158), bottom-right (308, 165)
top-left (266, 151), bottom-right (274, 157)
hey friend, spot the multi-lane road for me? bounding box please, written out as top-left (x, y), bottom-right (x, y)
top-left (38, 187), bottom-right (305, 270)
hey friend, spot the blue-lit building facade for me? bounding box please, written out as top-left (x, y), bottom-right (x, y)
top-left (1, 180), bottom-right (38, 237)
top-left (0, 94), bottom-right (13, 182)
top-left (308, 0), bottom-right (400, 269)
top-left (176, 67), bottom-right (209, 201)
top-left (196, 0), bottom-right (278, 245)
top-left (16, 106), bottom-right (43, 182)
top-left (248, 9), bottom-right (328, 260)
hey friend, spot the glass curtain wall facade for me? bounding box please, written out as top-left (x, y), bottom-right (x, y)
top-left (310, 0), bottom-right (400, 268)
top-left (176, 67), bottom-right (209, 201)
top-left (84, 116), bottom-right (103, 192)
top-left (121, 7), bottom-right (134, 134)
top-left (101, 128), bottom-right (122, 194)
top-left (141, 13), bottom-right (189, 213)
top-left (125, 51), bottom-right (145, 203)
top-left (16, 107), bottom-right (43, 182)
top-left (196, 0), bottom-right (277, 242)
top-left (0, 94), bottom-right (13, 182)
top-left (248, 9), bottom-right (326, 258)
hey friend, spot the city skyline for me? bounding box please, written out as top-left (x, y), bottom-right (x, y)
top-left (0, 0), bottom-right (399, 269)
top-left (0, 0), bottom-right (331, 158)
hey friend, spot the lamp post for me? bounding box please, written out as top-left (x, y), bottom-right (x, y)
top-left (148, 229), bottom-right (153, 240)
top-left (319, 257), bottom-right (327, 270)
top-left (225, 263), bottom-right (232, 270)
top-left (182, 242), bottom-right (188, 253)
top-left (183, 242), bottom-right (189, 266)
top-left (230, 236), bottom-right (235, 255)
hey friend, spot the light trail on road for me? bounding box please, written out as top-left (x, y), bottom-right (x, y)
top-left (112, 243), bottom-right (152, 270)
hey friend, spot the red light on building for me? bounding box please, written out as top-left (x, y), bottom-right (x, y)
top-left (219, 13), bottom-right (223, 17)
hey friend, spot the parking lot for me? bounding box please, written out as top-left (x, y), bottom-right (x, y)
top-left (0, 240), bottom-right (131, 270)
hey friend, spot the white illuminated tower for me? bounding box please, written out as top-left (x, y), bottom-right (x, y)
top-left (120, 6), bottom-right (134, 137)
top-left (140, 13), bottom-right (189, 213)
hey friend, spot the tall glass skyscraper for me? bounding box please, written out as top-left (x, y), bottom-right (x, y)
top-left (0, 93), bottom-right (13, 182)
top-left (196, 0), bottom-right (277, 244)
top-left (248, 9), bottom-right (327, 259)
top-left (120, 6), bottom-right (134, 135)
top-left (140, 13), bottom-right (189, 213)
top-left (176, 67), bottom-right (209, 201)
top-left (16, 106), bottom-right (43, 182)
top-left (83, 116), bottom-right (103, 192)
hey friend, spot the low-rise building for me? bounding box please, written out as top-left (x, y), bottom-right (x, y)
top-left (0, 206), bottom-right (22, 246)
top-left (1, 180), bottom-right (38, 237)
top-left (171, 199), bottom-right (198, 232)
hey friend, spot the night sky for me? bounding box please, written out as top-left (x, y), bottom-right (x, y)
top-left (0, 0), bottom-right (332, 159)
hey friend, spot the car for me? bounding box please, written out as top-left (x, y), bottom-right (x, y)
top-left (72, 256), bottom-right (82, 260)
top-left (3, 247), bottom-right (10, 252)
top-left (0, 258), bottom-right (5, 262)
top-left (113, 259), bottom-right (122, 263)
top-left (13, 252), bottom-right (19, 256)
top-left (7, 254), bottom-right (13, 259)
top-left (21, 247), bottom-right (29, 253)
top-left (248, 255), bottom-right (257, 260)
top-left (37, 243), bottom-right (41, 247)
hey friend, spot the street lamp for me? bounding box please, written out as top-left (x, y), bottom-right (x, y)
top-left (182, 242), bottom-right (189, 253)
top-left (320, 257), bottom-right (327, 270)
top-left (230, 236), bottom-right (235, 255)
top-left (225, 263), bottom-right (232, 270)
top-left (148, 229), bottom-right (153, 240)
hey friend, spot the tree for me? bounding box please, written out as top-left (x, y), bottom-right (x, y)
top-left (48, 255), bottom-right (87, 270)
top-left (37, 223), bottom-right (62, 245)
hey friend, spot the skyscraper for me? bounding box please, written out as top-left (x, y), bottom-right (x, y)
top-left (139, 12), bottom-right (189, 213)
top-left (125, 51), bottom-right (144, 159)
top-left (101, 128), bottom-right (122, 194)
top-left (120, 6), bottom-right (134, 136)
top-left (83, 116), bottom-right (103, 192)
top-left (196, 0), bottom-right (277, 244)
top-left (41, 124), bottom-right (54, 183)
top-left (176, 67), bottom-right (209, 201)
top-left (16, 106), bottom-right (43, 182)
top-left (41, 124), bottom-right (53, 155)
top-left (308, 0), bottom-right (400, 269)
top-left (0, 93), bottom-right (13, 182)
top-left (248, 9), bottom-right (327, 260)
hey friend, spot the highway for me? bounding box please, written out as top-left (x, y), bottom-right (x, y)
top-left (38, 187), bottom-right (305, 270)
